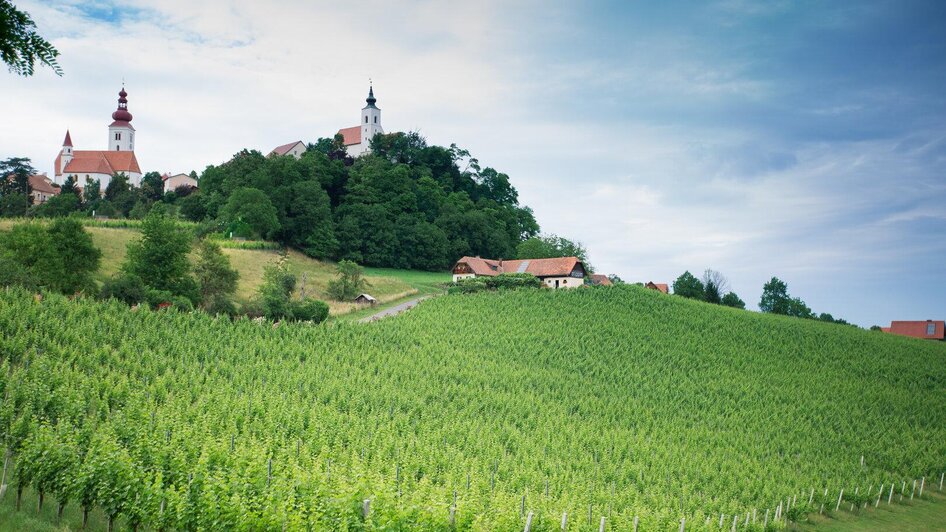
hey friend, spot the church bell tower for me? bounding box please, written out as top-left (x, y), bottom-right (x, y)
top-left (107, 86), bottom-right (135, 152)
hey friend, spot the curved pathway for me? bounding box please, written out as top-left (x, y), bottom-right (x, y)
top-left (358, 295), bottom-right (433, 323)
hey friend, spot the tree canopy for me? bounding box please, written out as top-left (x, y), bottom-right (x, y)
top-left (0, 1), bottom-right (62, 76)
top-left (672, 271), bottom-right (704, 299)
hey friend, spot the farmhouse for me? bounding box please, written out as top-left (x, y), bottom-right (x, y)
top-left (54, 87), bottom-right (143, 189)
top-left (268, 140), bottom-right (307, 159)
top-left (28, 174), bottom-right (59, 204)
top-left (883, 320), bottom-right (945, 340)
top-left (452, 256), bottom-right (587, 289)
top-left (645, 282), bottom-right (669, 294)
top-left (589, 274), bottom-right (612, 286)
top-left (162, 173), bottom-right (198, 194)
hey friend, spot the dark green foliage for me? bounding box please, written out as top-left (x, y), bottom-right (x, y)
top-left (140, 171), bottom-right (164, 202)
top-left (99, 274), bottom-right (146, 305)
top-left (257, 257), bottom-right (296, 320)
top-left (0, 157), bottom-right (33, 216)
top-left (34, 190), bottom-right (80, 217)
top-left (0, 1), bottom-right (62, 76)
top-left (608, 274), bottom-right (624, 285)
top-left (177, 192), bottom-right (206, 222)
top-left (219, 187), bottom-right (280, 239)
top-left (83, 178), bottom-right (101, 203)
top-left (290, 298), bottom-right (329, 323)
top-left (447, 273), bottom-right (543, 294)
top-left (0, 219), bottom-right (99, 294)
top-left (192, 132), bottom-right (537, 270)
top-left (326, 259), bottom-right (369, 301)
top-left (672, 271), bottom-right (704, 299)
top-left (721, 292), bottom-right (746, 309)
top-left (194, 239), bottom-right (238, 311)
top-left (0, 192), bottom-right (29, 217)
top-left (703, 281), bottom-right (721, 304)
top-left (122, 212), bottom-right (197, 304)
top-left (516, 233), bottom-right (591, 270)
top-left (47, 217), bottom-right (101, 293)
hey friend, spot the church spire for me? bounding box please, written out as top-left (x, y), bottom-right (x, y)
top-left (111, 86), bottom-right (133, 122)
top-left (62, 129), bottom-right (73, 147)
top-left (365, 83), bottom-right (377, 108)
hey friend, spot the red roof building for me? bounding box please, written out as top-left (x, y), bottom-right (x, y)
top-left (589, 274), bottom-right (612, 286)
top-left (268, 140), bottom-right (307, 159)
top-left (645, 281), bottom-right (669, 294)
top-left (335, 85), bottom-right (383, 157)
top-left (885, 320), bottom-right (945, 340)
top-left (451, 256), bottom-right (588, 289)
top-left (28, 174), bottom-right (60, 205)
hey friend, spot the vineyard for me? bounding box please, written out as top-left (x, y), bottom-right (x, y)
top-left (0, 285), bottom-right (944, 530)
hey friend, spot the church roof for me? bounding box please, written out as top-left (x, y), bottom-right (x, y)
top-left (337, 126), bottom-right (361, 146)
top-left (62, 130), bottom-right (73, 147)
top-left (56, 150), bottom-right (141, 176)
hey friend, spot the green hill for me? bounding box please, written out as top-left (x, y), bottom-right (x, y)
top-left (0, 285), bottom-right (943, 530)
top-left (0, 219), bottom-right (450, 316)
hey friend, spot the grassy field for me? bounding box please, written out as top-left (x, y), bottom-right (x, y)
top-left (0, 220), bottom-right (447, 316)
top-left (1, 285), bottom-right (943, 530)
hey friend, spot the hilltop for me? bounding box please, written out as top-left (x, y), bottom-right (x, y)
top-left (0, 284), bottom-right (943, 530)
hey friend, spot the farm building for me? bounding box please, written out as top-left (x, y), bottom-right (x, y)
top-left (451, 256), bottom-right (587, 289)
top-left (28, 174), bottom-right (60, 204)
top-left (883, 320), bottom-right (944, 340)
top-left (645, 282), bottom-right (669, 294)
top-left (268, 140), bottom-right (307, 159)
top-left (589, 274), bottom-right (612, 286)
top-left (355, 294), bottom-right (377, 305)
top-left (162, 173), bottom-right (198, 193)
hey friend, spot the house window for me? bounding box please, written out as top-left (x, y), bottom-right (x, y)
top-left (928, 323), bottom-right (936, 336)
top-left (563, 279), bottom-right (568, 285)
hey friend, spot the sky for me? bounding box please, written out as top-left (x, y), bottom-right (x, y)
top-left (2, 0), bottom-right (944, 327)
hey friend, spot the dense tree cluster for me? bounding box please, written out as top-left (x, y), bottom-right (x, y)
top-left (0, 218), bottom-right (100, 294)
top-left (672, 269), bottom-right (745, 309)
top-left (516, 233), bottom-right (592, 271)
top-left (196, 133), bottom-right (538, 270)
top-left (759, 276), bottom-right (853, 325)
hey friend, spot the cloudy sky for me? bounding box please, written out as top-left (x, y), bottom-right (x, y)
top-left (2, 0), bottom-right (944, 326)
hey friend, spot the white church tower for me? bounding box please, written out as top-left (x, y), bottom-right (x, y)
top-left (107, 87), bottom-right (135, 152)
top-left (60, 130), bottom-right (73, 169)
top-left (336, 84), bottom-right (386, 157)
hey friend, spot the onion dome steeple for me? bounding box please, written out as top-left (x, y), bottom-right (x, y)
top-left (111, 86), bottom-right (133, 122)
top-left (365, 84), bottom-right (378, 109)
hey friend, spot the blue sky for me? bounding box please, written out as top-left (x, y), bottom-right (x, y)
top-left (2, 0), bottom-right (944, 326)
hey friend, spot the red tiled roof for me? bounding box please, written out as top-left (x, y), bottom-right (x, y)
top-left (887, 320), bottom-right (945, 340)
top-left (590, 274), bottom-right (612, 286)
top-left (269, 140), bottom-right (305, 156)
top-left (645, 282), bottom-right (669, 294)
top-left (337, 126), bottom-right (361, 146)
top-left (56, 150), bottom-right (141, 176)
top-left (453, 256), bottom-right (585, 278)
top-left (62, 130), bottom-right (72, 147)
top-left (28, 174), bottom-right (59, 195)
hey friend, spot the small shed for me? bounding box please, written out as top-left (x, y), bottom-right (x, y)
top-left (355, 293), bottom-right (377, 305)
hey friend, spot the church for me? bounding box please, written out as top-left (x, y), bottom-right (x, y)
top-left (336, 85), bottom-right (384, 157)
top-left (269, 85), bottom-right (385, 159)
top-left (54, 87), bottom-right (143, 189)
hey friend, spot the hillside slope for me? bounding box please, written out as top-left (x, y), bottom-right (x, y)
top-left (0, 286), bottom-right (943, 530)
top-left (0, 220), bottom-right (449, 314)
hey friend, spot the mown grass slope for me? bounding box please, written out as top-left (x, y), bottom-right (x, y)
top-left (0, 285), bottom-right (943, 530)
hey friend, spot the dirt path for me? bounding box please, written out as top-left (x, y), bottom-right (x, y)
top-left (358, 295), bottom-right (432, 323)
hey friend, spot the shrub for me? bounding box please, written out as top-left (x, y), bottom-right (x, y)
top-left (448, 273), bottom-right (543, 294)
top-left (100, 274), bottom-right (146, 305)
top-left (290, 298), bottom-right (329, 323)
